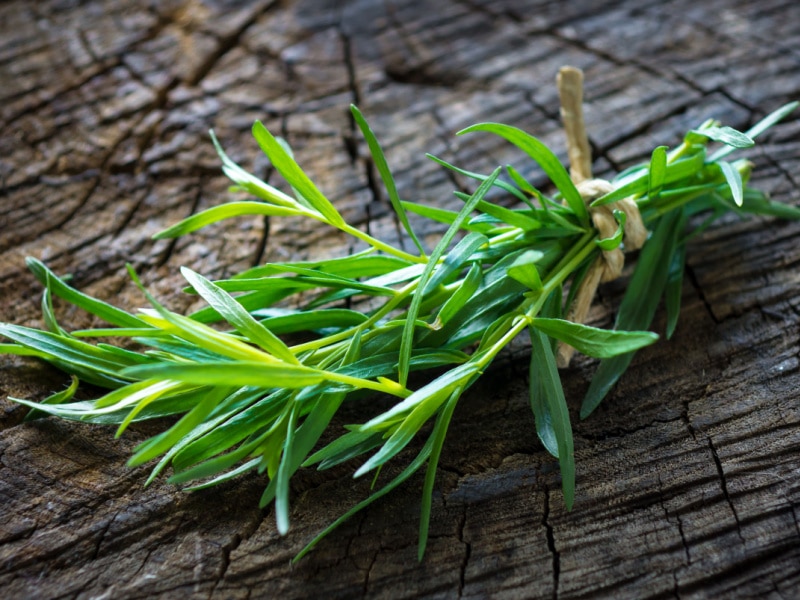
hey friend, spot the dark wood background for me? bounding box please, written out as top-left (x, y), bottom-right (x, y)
top-left (2, 0), bottom-right (800, 597)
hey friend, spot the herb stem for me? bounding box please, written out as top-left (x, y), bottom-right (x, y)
top-left (340, 223), bottom-right (427, 264)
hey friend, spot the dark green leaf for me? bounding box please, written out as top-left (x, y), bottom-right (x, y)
top-left (665, 242), bottom-right (686, 339)
top-left (528, 326), bottom-right (574, 509)
top-left (531, 318), bottom-right (658, 358)
top-left (458, 123), bottom-right (588, 223)
top-left (581, 207), bottom-right (686, 418)
top-left (398, 168), bottom-right (501, 386)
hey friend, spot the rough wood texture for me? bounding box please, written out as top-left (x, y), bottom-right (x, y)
top-left (2, 1), bottom-right (800, 597)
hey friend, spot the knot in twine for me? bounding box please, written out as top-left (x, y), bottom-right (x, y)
top-left (555, 67), bottom-right (649, 368)
top-left (576, 178), bottom-right (647, 282)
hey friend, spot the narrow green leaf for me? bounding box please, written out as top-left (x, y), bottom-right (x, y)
top-left (528, 326), bottom-right (574, 509)
top-left (647, 146), bottom-right (668, 199)
top-left (154, 202), bottom-right (302, 239)
top-left (691, 125), bottom-right (754, 149)
top-left (123, 361), bottom-right (325, 389)
top-left (595, 209), bottom-right (626, 251)
top-left (592, 152), bottom-right (706, 207)
top-left (303, 429), bottom-right (383, 469)
top-left (398, 168), bottom-right (501, 386)
top-left (424, 231), bottom-right (488, 293)
top-left (458, 123), bottom-right (588, 223)
top-left (436, 262), bottom-right (482, 326)
top-left (532, 318), bottom-right (658, 358)
top-left (0, 323), bottom-right (134, 387)
top-left (581, 207), bottom-right (686, 418)
top-left (128, 386), bottom-right (233, 466)
top-left (665, 243), bottom-right (686, 339)
top-left (252, 308), bottom-right (368, 334)
top-left (400, 201), bottom-right (496, 234)
top-left (236, 250), bottom-right (411, 281)
top-left (209, 129), bottom-right (299, 209)
top-left (252, 120), bottom-right (345, 226)
top-left (718, 161), bottom-right (744, 206)
top-left (505, 164), bottom-right (544, 207)
top-left (275, 401), bottom-right (299, 534)
top-left (426, 153), bottom-right (529, 203)
top-left (26, 258), bottom-right (147, 328)
top-left (507, 250), bottom-right (544, 292)
top-left (23, 375), bottom-right (80, 421)
top-left (354, 383), bottom-right (451, 477)
top-left (0, 344), bottom-right (47, 358)
top-left (181, 267), bottom-right (299, 364)
top-left (740, 188), bottom-right (800, 220)
top-left (351, 105), bottom-right (426, 255)
top-left (418, 387), bottom-right (460, 560)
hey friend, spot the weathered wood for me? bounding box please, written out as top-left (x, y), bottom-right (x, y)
top-left (2, 0), bottom-right (800, 597)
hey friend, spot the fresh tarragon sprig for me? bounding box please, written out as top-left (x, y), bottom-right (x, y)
top-left (1, 90), bottom-right (797, 560)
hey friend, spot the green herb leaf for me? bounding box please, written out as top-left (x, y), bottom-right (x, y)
top-left (252, 120), bottom-right (345, 226)
top-left (154, 202), bottom-right (302, 239)
top-left (647, 146), bottom-right (668, 199)
top-left (581, 207), bottom-right (686, 418)
top-left (532, 318), bottom-right (658, 358)
top-left (123, 361), bottom-right (325, 388)
top-left (718, 161), bottom-right (744, 206)
top-left (691, 125), bottom-right (754, 149)
top-left (458, 123), bottom-right (588, 223)
top-left (351, 105), bottom-right (426, 255)
top-left (528, 326), bottom-right (574, 509)
top-left (398, 168), bottom-right (501, 386)
top-left (180, 267), bottom-right (299, 364)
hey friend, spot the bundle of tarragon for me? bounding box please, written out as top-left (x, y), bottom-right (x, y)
top-left (2, 68), bottom-right (798, 560)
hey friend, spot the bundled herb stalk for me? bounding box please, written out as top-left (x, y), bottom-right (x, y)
top-left (2, 68), bottom-right (798, 560)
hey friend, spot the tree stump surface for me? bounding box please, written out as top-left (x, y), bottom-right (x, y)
top-left (2, 1), bottom-right (800, 598)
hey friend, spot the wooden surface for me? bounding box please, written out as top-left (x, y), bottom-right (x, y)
top-left (2, 0), bottom-right (800, 597)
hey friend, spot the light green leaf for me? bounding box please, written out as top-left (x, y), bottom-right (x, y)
top-left (691, 125), bottom-right (754, 149)
top-left (27, 258), bottom-right (147, 328)
top-left (252, 121), bottom-right (344, 226)
top-left (718, 161), bottom-right (744, 206)
top-left (154, 202), bottom-right (302, 239)
top-left (123, 361), bottom-right (325, 389)
top-left (647, 146), bottom-right (668, 199)
top-left (181, 267), bottom-right (299, 364)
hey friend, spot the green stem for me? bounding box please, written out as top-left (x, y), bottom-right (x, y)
top-left (340, 223), bottom-right (427, 264)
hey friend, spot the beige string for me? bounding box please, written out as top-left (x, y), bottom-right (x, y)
top-left (555, 67), bottom-right (648, 368)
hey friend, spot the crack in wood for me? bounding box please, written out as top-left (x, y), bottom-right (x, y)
top-left (542, 485), bottom-right (560, 600)
top-left (707, 436), bottom-right (746, 544)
